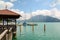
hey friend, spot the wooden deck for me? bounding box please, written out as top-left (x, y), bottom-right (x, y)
top-left (0, 25), bottom-right (16, 40)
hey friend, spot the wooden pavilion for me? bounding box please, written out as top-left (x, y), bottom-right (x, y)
top-left (0, 9), bottom-right (21, 40)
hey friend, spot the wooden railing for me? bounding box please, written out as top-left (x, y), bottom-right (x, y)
top-left (0, 30), bottom-right (8, 40)
top-left (0, 27), bottom-right (13, 40)
top-left (0, 25), bottom-right (16, 40)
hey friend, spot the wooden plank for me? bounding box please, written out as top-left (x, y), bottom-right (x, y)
top-left (0, 30), bottom-right (8, 40)
top-left (9, 27), bottom-right (12, 32)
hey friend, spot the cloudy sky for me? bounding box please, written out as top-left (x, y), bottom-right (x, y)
top-left (0, 0), bottom-right (60, 20)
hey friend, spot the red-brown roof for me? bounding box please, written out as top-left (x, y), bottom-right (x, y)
top-left (0, 9), bottom-right (21, 19)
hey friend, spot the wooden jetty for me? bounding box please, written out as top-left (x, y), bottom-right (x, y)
top-left (27, 24), bottom-right (38, 26)
top-left (0, 9), bottom-right (21, 40)
top-left (17, 23), bottom-right (38, 26)
top-left (18, 23), bottom-right (38, 32)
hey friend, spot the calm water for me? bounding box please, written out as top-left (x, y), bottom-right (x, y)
top-left (13, 22), bottom-right (60, 40)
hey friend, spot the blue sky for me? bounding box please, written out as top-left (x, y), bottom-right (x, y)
top-left (15, 0), bottom-right (53, 13)
top-left (2, 0), bottom-right (58, 13)
top-left (0, 0), bottom-right (60, 20)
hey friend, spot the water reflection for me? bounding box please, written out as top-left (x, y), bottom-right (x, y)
top-left (19, 25), bottom-right (26, 36)
top-left (23, 26), bottom-right (26, 34)
top-left (43, 24), bottom-right (46, 36)
top-left (16, 22), bottom-right (60, 40)
top-left (32, 26), bottom-right (34, 32)
top-left (43, 31), bottom-right (46, 36)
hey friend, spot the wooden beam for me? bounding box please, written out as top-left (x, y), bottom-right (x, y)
top-left (44, 24), bottom-right (46, 33)
top-left (3, 18), bottom-right (4, 25)
top-left (15, 19), bottom-right (16, 25)
top-left (0, 30), bottom-right (8, 40)
top-left (7, 18), bottom-right (8, 26)
top-left (32, 25), bottom-right (34, 32)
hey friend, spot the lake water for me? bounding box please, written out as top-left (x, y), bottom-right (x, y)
top-left (13, 22), bottom-right (60, 40)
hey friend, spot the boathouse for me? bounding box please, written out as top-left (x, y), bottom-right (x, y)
top-left (0, 9), bottom-right (21, 40)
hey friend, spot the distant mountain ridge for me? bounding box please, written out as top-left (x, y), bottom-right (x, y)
top-left (26, 15), bottom-right (60, 22)
top-left (17, 15), bottom-right (60, 22)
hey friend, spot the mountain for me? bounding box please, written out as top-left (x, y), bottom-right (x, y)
top-left (26, 15), bottom-right (60, 22)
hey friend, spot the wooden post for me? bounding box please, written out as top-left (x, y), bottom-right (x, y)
top-left (8, 27), bottom-right (13, 40)
top-left (20, 25), bottom-right (22, 33)
top-left (3, 18), bottom-right (4, 25)
top-left (44, 24), bottom-right (46, 33)
top-left (2, 18), bottom-right (4, 29)
top-left (9, 32), bottom-right (12, 40)
top-left (15, 19), bottom-right (16, 34)
top-left (13, 19), bottom-right (16, 38)
top-left (15, 19), bottom-right (16, 32)
top-left (15, 19), bottom-right (16, 26)
top-left (7, 18), bottom-right (9, 40)
top-left (32, 25), bottom-right (34, 32)
top-left (7, 18), bottom-right (8, 26)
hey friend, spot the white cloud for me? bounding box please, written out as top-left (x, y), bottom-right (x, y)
top-left (50, 0), bottom-right (60, 8)
top-left (50, 8), bottom-right (60, 19)
top-left (9, 8), bottom-right (60, 21)
top-left (10, 9), bottom-right (31, 20)
top-left (10, 0), bottom-right (17, 2)
top-left (50, 2), bottom-right (56, 8)
top-left (57, 0), bottom-right (60, 4)
top-left (32, 8), bottom-right (60, 19)
top-left (32, 10), bottom-right (51, 16)
top-left (0, 1), bottom-right (14, 9)
top-left (6, 2), bottom-right (14, 8)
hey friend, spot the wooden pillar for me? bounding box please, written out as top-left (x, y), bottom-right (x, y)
top-left (7, 18), bottom-right (9, 40)
top-left (3, 18), bottom-right (4, 25)
top-left (9, 32), bottom-right (12, 40)
top-left (7, 18), bottom-right (8, 26)
top-left (6, 34), bottom-right (9, 40)
top-left (32, 25), bottom-right (34, 32)
top-left (2, 18), bottom-right (4, 29)
top-left (13, 19), bottom-right (16, 38)
top-left (15, 19), bottom-right (16, 25)
top-left (20, 25), bottom-right (22, 33)
top-left (15, 19), bottom-right (16, 32)
top-left (44, 24), bottom-right (46, 33)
